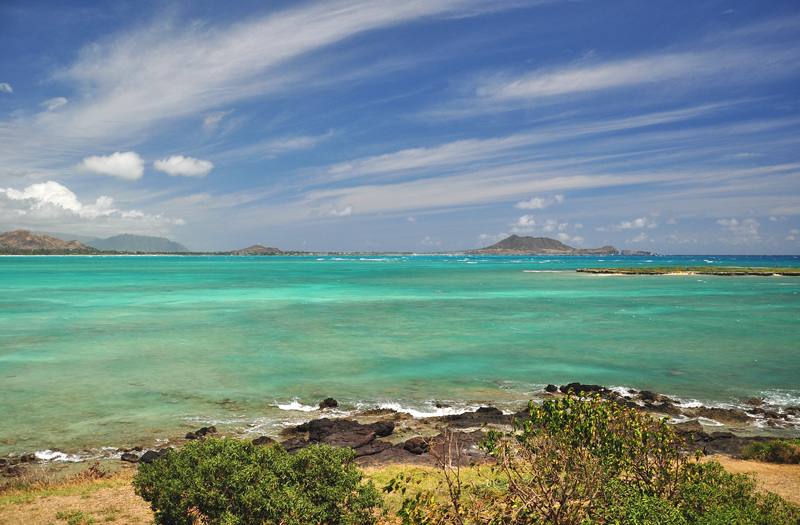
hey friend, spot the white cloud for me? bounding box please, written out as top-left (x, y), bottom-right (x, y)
top-left (203, 110), bottom-right (234, 130)
top-left (328, 205), bottom-right (353, 217)
top-left (791, 229), bottom-right (799, 234)
top-left (77, 151), bottom-right (145, 180)
top-left (0, 83), bottom-right (12, 93)
top-left (509, 215), bottom-right (536, 233)
top-left (420, 236), bottom-right (441, 246)
top-left (406, 216), bottom-right (416, 222)
top-left (478, 232), bottom-right (508, 246)
top-left (603, 217), bottom-right (658, 231)
top-left (667, 218), bottom-right (677, 224)
top-left (515, 215), bottom-right (536, 227)
top-left (153, 155), bottom-right (214, 177)
top-left (268, 132), bottom-right (334, 152)
top-left (573, 223), bottom-right (583, 228)
top-left (717, 217), bottom-right (760, 237)
top-left (628, 232), bottom-right (649, 243)
top-left (787, 236), bottom-right (796, 241)
top-left (0, 181), bottom-right (183, 235)
top-left (41, 97), bottom-right (67, 111)
top-left (40, 0), bottom-right (504, 140)
top-left (769, 215), bottom-right (788, 222)
top-left (557, 232), bottom-right (570, 242)
top-left (514, 194), bottom-right (564, 210)
top-left (541, 219), bottom-right (558, 232)
top-left (571, 236), bottom-right (584, 244)
top-left (477, 45), bottom-right (800, 101)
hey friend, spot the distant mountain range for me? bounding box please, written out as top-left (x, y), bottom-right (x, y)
top-left (473, 235), bottom-right (619, 255)
top-left (0, 230), bottom-right (96, 253)
top-left (34, 231), bottom-right (189, 252)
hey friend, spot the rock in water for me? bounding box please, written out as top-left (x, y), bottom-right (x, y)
top-left (319, 398), bottom-right (339, 409)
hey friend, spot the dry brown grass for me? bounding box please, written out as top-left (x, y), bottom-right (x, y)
top-left (702, 454), bottom-right (800, 506)
top-left (1, 457), bottom-right (798, 524)
top-left (0, 469), bottom-right (152, 525)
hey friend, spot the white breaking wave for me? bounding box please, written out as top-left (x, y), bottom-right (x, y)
top-left (34, 450), bottom-right (83, 462)
top-left (276, 400), bottom-right (318, 412)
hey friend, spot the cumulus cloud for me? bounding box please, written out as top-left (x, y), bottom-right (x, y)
top-left (599, 217), bottom-right (658, 231)
top-left (0, 83), bottom-right (12, 93)
top-left (407, 216), bottom-right (416, 222)
top-left (0, 181), bottom-right (184, 235)
top-left (328, 205), bottom-right (353, 217)
top-left (41, 97), bottom-right (67, 110)
top-left (791, 229), bottom-right (799, 234)
top-left (717, 218), bottom-right (760, 237)
top-left (514, 194), bottom-right (564, 210)
top-left (667, 218), bottom-right (677, 224)
top-left (571, 236), bottom-right (584, 244)
top-left (769, 216), bottom-right (788, 222)
top-left (420, 236), bottom-right (441, 246)
top-left (478, 232), bottom-right (508, 246)
top-left (510, 215), bottom-right (536, 233)
top-left (78, 151), bottom-right (144, 180)
top-left (1, 181), bottom-right (114, 219)
top-left (541, 219), bottom-right (558, 232)
top-left (557, 232), bottom-right (570, 242)
top-left (153, 155), bottom-right (214, 177)
top-left (787, 236), bottom-right (796, 241)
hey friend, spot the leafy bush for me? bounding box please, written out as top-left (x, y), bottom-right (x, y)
top-left (676, 461), bottom-right (799, 525)
top-left (133, 438), bottom-right (382, 525)
top-left (388, 395), bottom-right (800, 525)
top-left (742, 439), bottom-right (800, 464)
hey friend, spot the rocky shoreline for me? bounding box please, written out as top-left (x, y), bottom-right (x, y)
top-left (3, 382), bottom-right (799, 480)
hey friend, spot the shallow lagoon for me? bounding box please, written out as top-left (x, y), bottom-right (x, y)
top-left (1, 254), bottom-right (799, 457)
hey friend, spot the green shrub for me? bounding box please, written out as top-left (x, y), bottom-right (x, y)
top-left (677, 461), bottom-right (799, 525)
top-left (389, 395), bottom-right (800, 525)
top-left (133, 438), bottom-right (382, 525)
top-left (742, 439), bottom-right (800, 464)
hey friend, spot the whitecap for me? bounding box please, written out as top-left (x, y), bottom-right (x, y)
top-left (371, 401), bottom-right (484, 419)
top-left (35, 450), bottom-right (83, 462)
top-left (276, 400), bottom-right (318, 412)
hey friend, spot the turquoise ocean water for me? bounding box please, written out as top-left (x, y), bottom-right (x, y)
top-left (1, 254), bottom-right (799, 459)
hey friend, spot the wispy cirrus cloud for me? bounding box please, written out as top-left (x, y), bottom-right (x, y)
top-left (41, 97), bottom-right (68, 111)
top-left (36, 0), bottom-right (523, 140)
top-left (475, 32), bottom-right (800, 103)
top-left (325, 104), bottom-right (727, 181)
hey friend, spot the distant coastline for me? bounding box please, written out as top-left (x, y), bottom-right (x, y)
top-left (578, 266), bottom-right (800, 276)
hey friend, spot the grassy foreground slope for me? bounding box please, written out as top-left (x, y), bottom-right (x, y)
top-left (3, 396), bottom-right (799, 524)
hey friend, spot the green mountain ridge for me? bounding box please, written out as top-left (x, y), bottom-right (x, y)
top-left (34, 231), bottom-right (189, 252)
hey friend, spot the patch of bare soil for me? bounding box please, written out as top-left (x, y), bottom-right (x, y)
top-left (704, 455), bottom-right (800, 506)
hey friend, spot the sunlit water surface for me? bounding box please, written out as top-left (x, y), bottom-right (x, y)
top-left (1, 254), bottom-right (798, 457)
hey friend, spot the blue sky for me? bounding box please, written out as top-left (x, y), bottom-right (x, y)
top-left (1, 0), bottom-right (799, 253)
